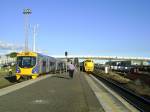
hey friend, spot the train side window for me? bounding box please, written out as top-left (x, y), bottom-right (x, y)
top-left (50, 62), bottom-right (54, 66)
top-left (43, 61), bottom-right (46, 67)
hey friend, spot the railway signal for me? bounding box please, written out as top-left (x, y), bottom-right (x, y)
top-left (65, 51), bottom-right (68, 57)
top-left (65, 51), bottom-right (68, 74)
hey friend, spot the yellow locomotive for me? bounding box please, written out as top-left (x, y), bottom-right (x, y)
top-left (80, 59), bottom-right (94, 73)
top-left (16, 51), bottom-right (64, 80)
top-left (84, 59), bottom-right (94, 72)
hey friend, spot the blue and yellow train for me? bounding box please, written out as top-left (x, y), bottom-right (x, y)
top-left (16, 51), bottom-right (65, 80)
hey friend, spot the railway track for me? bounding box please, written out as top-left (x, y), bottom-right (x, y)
top-left (93, 73), bottom-right (150, 112)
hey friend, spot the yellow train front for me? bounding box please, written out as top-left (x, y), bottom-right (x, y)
top-left (16, 51), bottom-right (58, 80)
top-left (83, 59), bottom-right (94, 73)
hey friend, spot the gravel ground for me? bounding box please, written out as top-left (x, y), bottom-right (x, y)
top-left (94, 70), bottom-right (150, 98)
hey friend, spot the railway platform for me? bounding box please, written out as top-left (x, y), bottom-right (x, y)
top-left (0, 70), bottom-right (104, 112)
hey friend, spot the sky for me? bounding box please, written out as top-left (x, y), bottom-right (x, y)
top-left (0, 0), bottom-right (150, 57)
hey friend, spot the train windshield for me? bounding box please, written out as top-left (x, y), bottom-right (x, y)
top-left (85, 60), bottom-right (92, 62)
top-left (17, 56), bottom-right (36, 68)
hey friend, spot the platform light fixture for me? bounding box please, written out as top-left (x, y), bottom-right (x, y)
top-left (23, 8), bottom-right (32, 52)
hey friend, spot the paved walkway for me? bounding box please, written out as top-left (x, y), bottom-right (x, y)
top-left (0, 71), bottom-right (104, 112)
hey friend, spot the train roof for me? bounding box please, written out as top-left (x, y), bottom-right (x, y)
top-left (17, 52), bottom-right (55, 59)
top-left (17, 51), bottom-right (37, 57)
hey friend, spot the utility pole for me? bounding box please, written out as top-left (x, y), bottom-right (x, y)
top-left (23, 8), bottom-right (32, 52)
top-left (33, 24), bottom-right (38, 52)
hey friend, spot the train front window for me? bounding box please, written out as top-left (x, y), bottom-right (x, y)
top-left (85, 60), bottom-right (91, 62)
top-left (17, 56), bottom-right (36, 68)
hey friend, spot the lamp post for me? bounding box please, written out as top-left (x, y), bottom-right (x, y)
top-left (23, 8), bottom-right (32, 52)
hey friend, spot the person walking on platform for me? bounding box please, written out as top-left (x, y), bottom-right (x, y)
top-left (68, 62), bottom-right (75, 78)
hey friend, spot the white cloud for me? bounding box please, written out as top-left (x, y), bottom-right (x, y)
top-left (0, 41), bottom-right (24, 50)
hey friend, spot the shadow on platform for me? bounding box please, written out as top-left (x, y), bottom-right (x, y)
top-left (52, 75), bottom-right (70, 80)
top-left (5, 75), bottom-right (16, 83)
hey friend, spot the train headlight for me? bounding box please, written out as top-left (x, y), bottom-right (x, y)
top-left (16, 67), bottom-right (21, 73)
top-left (32, 66), bottom-right (38, 74)
top-left (34, 71), bottom-right (37, 73)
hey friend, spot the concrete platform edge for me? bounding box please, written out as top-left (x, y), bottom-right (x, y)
top-left (89, 75), bottom-right (139, 112)
top-left (0, 74), bottom-right (54, 97)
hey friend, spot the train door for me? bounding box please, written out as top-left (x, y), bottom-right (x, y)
top-left (46, 57), bottom-right (49, 73)
top-left (42, 58), bottom-right (46, 73)
top-left (38, 56), bottom-right (42, 74)
top-left (49, 61), bottom-right (52, 72)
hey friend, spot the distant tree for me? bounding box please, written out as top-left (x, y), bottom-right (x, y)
top-left (7, 52), bottom-right (17, 58)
